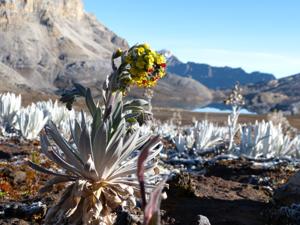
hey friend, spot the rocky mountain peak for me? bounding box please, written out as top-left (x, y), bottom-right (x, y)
top-left (0, 0), bottom-right (129, 91)
top-left (158, 49), bottom-right (182, 65)
top-left (164, 51), bottom-right (275, 89)
top-left (159, 49), bottom-right (173, 59)
top-left (0, 0), bottom-right (84, 28)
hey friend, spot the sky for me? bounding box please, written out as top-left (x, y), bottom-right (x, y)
top-left (83, 0), bottom-right (300, 78)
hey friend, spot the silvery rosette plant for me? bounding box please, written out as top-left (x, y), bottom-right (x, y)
top-left (239, 121), bottom-right (300, 159)
top-left (192, 120), bottom-right (227, 151)
top-left (17, 103), bottom-right (49, 140)
top-left (28, 44), bottom-right (167, 224)
top-left (0, 92), bottom-right (21, 135)
top-left (224, 82), bottom-right (245, 151)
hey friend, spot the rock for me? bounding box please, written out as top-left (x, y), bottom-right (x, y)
top-left (0, 150), bottom-right (11, 159)
top-left (198, 215), bottom-right (211, 225)
top-left (274, 171), bottom-right (300, 206)
top-left (0, 218), bottom-right (30, 225)
top-left (13, 171), bottom-right (27, 184)
top-left (0, 202), bottom-right (47, 220)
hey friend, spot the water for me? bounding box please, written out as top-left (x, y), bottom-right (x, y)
top-left (193, 103), bottom-right (256, 114)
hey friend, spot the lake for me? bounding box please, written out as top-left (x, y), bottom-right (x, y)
top-left (193, 103), bottom-right (256, 114)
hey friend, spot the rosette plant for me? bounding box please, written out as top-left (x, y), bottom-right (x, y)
top-left (28, 44), bottom-right (167, 224)
top-left (0, 92), bottom-right (21, 134)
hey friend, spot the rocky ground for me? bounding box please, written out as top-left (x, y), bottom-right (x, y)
top-left (161, 161), bottom-right (297, 225)
top-left (1, 136), bottom-right (300, 225)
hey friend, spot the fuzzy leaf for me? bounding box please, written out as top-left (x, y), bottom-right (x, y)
top-left (143, 178), bottom-right (167, 225)
top-left (86, 88), bottom-right (97, 117)
top-left (137, 136), bottom-right (161, 208)
top-left (91, 108), bottom-right (102, 143)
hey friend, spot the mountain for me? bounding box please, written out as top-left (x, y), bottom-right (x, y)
top-left (243, 73), bottom-right (300, 114)
top-left (0, 0), bottom-right (128, 91)
top-left (160, 50), bottom-right (276, 90)
top-left (0, 0), bottom-right (212, 108)
top-left (130, 73), bottom-right (212, 109)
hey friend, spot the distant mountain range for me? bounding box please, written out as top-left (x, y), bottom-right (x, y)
top-left (243, 73), bottom-right (300, 114)
top-left (160, 50), bottom-right (275, 89)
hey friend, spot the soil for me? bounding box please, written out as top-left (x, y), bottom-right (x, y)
top-left (159, 155), bottom-right (300, 225)
top-left (162, 174), bottom-right (271, 225)
top-left (0, 129), bottom-right (299, 224)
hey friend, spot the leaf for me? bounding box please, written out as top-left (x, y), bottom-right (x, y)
top-left (91, 108), bottom-right (102, 144)
top-left (92, 122), bottom-right (108, 176)
top-left (125, 99), bottom-right (149, 107)
top-left (39, 176), bottom-right (76, 194)
top-left (80, 110), bottom-right (86, 130)
top-left (70, 119), bottom-right (82, 146)
top-left (45, 123), bottom-right (84, 167)
top-left (137, 136), bottom-right (161, 208)
top-left (123, 105), bottom-right (145, 112)
top-left (27, 160), bottom-right (74, 178)
top-left (74, 83), bottom-right (87, 96)
top-left (85, 88), bottom-right (97, 117)
top-left (78, 124), bottom-right (93, 164)
top-left (143, 178), bottom-right (167, 225)
top-left (83, 154), bottom-right (99, 179)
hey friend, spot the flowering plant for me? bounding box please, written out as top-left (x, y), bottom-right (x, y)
top-left (123, 43), bottom-right (166, 88)
top-left (28, 44), bottom-right (167, 224)
top-left (224, 82), bottom-right (245, 151)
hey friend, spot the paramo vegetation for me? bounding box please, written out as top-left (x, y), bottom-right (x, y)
top-left (1, 44), bottom-right (300, 225)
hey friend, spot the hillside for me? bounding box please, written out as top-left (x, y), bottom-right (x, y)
top-left (160, 50), bottom-right (276, 89)
top-left (130, 73), bottom-right (212, 109)
top-left (243, 73), bottom-right (300, 114)
top-left (0, 0), bottom-right (128, 90)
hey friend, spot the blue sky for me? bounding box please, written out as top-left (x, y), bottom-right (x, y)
top-left (83, 0), bottom-right (300, 78)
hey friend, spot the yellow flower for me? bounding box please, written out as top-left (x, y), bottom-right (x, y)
top-left (136, 47), bottom-right (145, 56)
top-left (123, 43), bottom-right (167, 88)
top-left (139, 71), bottom-right (148, 78)
top-left (157, 70), bottom-right (165, 78)
top-left (144, 54), bottom-right (155, 64)
top-left (141, 43), bottom-right (150, 50)
top-left (155, 54), bottom-right (166, 65)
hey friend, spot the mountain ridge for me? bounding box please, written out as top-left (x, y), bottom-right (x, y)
top-left (243, 73), bottom-right (300, 114)
top-left (159, 49), bottom-right (276, 89)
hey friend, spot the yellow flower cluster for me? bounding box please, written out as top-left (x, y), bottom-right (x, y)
top-left (125, 44), bottom-right (166, 88)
